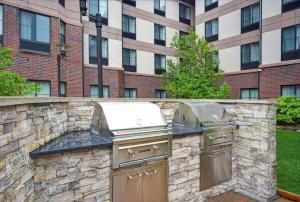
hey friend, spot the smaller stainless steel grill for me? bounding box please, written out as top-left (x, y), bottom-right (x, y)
top-left (173, 102), bottom-right (238, 191)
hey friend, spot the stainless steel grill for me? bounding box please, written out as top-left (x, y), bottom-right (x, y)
top-left (173, 102), bottom-right (238, 191)
top-left (91, 102), bottom-right (172, 169)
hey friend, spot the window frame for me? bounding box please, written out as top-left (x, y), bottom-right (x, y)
top-left (0, 4), bottom-right (3, 46)
top-left (90, 85), bottom-right (110, 98)
top-left (124, 88), bottom-right (137, 98)
top-left (89, 0), bottom-right (108, 25)
top-left (28, 80), bottom-right (51, 97)
top-left (154, 0), bottom-right (165, 16)
top-left (154, 54), bottom-right (166, 74)
top-left (179, 3), bottom-right (191, 25)
top-left (123, 0), bottom-right (136, 7)
top-left (122, 15), bottom-right (136, 39)
top-left (89, 35), bottom-right (109, 65)
top-left (155, 89), bottom-right (167, 98)
top-left (241, 3), bottom-right (260, 33)
top-left (282, 0), bottom-right (300, 13)
top-left (123, 48), bottom-right (137, 72)
top-left (205, 18), bottom-right (219, 42)
top-left (154, 24), bottom-right (166, 46)
top-left (281, 24), bottom-right (300, 61)
top-left (281, 84), bottom-right (300, 97)
top-left (59, 20), bottom-right (66, 45)
top-left (240, 88), bottom-right (259, 100)
top-left (60, 82), bottom-right (66, 97)
top-left (19, 10), bottom-right (51, 54)
top-left (241, 42), bottom-right (260, 70)
top-left (205, 0), bottom-right (218, 12)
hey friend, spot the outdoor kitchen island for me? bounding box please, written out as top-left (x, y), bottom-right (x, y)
top-left (0, 98), bottom-right (277, 202)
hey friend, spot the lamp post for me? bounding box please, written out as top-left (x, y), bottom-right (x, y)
top-left (57, 46), bottom-right (66, 97)
top-left (80, 0), bottom-right (103, 98)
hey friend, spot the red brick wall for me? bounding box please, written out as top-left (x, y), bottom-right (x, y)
top-left (260, 63), bottom-right (300, 99)
top-left (224, 72), bottom-right (259, 99)
top-left (125, 73), bottom-right (164, 98)
top-left (84, 67), bottom-right (124, 98)
top-left (3, 5), bottom-right (83, 97)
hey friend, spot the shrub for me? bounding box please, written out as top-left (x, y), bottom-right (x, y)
top-left (276, 96), bottom-right (300, 125)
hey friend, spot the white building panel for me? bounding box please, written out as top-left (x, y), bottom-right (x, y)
top-left (84, 34), bottom-right (89, 65)
top-left (108, 0), bottom-right (122, 29)
top-left (136, 18), bottom-right (154, 44)
top-left (137, 0), bottom-right (154, 13)
top-left (196, 23), bottom-right (205, 38)
top-left (166, 27), bottom-right (178, 47)
top-left (137, 51), bottom-right (155, 74)
top-left (219, 46), bottom-right (241, 72)
top-left (262, 0), bottom-right (281, 19)
top-left (261, 29), bottom-right (281, 65)
top-left (109, 39), bottom-right (123, 68)
top-left (219, 10), bottom-right (241, 40)
top-left (166, 0), bottom-right (179, 21)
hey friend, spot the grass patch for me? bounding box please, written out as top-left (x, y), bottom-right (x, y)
top-left (276, 129), bottom-right (300, 194)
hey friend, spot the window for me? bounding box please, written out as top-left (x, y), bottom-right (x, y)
top-left (20, 10), bottom-right (50, 53)
top-left (205, 18), bottom-right (218, 42)
top-left (59, 0), bottom-right (65, 7)
top-left (0, 5), bottom-right (3, 45)
top-left (179, 3), bottom-right (191, 25)
top-left (212, 51), bottom-right (219, 72)
top-left (282, 0), bottom-right (300, 13)
top-left (28, 81), bottom-right (51, 97)
top-left (154, 0), bottom-right (165, 16)
top-left (89, 35), bottom-right (108, 65)
top-left (155, 54), bottom-right (166, 74)
top-left (89, 0), bottom-right (108, 25)
top-left (205, 0), bottom-right (218, 11)
top-left (154, 24), bottom-right (166, 46)
top-left (241, 3), bottom-right (260, 33)
top-left (59, 20), bottom-right (65, 45)
top-left (123, 0), bottom-right (136, 7)
top-left (155, 90), bottom-right (167, 98)
top-left (241, 88), bottom-right (259, 100)
top-left (122, 15), bottom-right (136, 39)
top-left (90, 85), bottom-right (109, 98)
top-left (179, 31), bottom-right (188, 38)
top-left (124, 88), bottom-right (137, 98)
top-left (123, 48), bottom-right (136, 72)
top-left (60, 82), bottom-right (66, 97)
top-left (241, 42), bottom-right (259, 70)
top-left (282, 24), bottom-right (300, 61)
top-left (281, 85), bottom-right (300, 97)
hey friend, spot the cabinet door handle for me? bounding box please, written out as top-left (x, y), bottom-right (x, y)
top-left (127, 173), bottom-right (141, 180)
top-left (143, 169), bottom-right (157, 175)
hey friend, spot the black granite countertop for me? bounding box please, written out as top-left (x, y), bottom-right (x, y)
top-left (30, 126), bottom-right (204, 158)
top-left (29, 131), bottom-right (112, 158)
top-left (172, 125), bottom-right (204, 138)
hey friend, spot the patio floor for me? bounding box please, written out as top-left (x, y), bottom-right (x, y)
top-left (204, 191), bottom-right (292, 202)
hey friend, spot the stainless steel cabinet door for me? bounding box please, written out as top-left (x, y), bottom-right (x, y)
top-left (200, 148), bottom-right (232, 191)
top-left (142, 162), bottom-right (168, 202)
top-left (113, 171), bottom-right (142, 202)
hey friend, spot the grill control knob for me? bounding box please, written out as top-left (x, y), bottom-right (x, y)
top-left (153, 145), bottom-right (160, 152)
top-left (128, 149), bottom-right (135, 157)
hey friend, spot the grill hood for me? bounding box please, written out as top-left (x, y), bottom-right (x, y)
top-left (173, 102), bottom-right (231, 128)
top-left (91, 102), bottom-right (168, 139)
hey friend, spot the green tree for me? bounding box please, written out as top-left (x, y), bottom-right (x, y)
top-left (0, 46), bottom-right (40, 96)
top-left (162, 30), bottom-right (231, 99)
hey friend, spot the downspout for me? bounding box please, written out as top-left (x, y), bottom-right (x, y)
top-left (259, 0), bottom-right (262, 99)
top-left (81, 11), bottom-right (85, 97)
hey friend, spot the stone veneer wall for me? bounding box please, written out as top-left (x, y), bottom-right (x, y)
top-left (0, 98), bottom-right (277, 202)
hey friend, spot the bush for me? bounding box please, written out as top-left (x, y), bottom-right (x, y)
top-left (277, 96), bottom-right (300, 125)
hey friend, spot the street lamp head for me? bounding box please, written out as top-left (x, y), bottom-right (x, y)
top-left (80, 0), bottom-right (87, 16)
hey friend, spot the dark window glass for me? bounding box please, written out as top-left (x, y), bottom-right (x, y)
top-left (179, 31), bottom-right (188, 37)
top-left (123, 0), bottom-right (136, 7)
top-left (0, 5), bottom-right (3, 45)
top-left (89, 0), bottom-right (108, 24)
top-left (20, 10), bottom-right (50, 53)
top-left (241, 42), bottom-right (259, 69)
top-left (124, 88), bottom-right (137, 98)
top-left (281, 85), bottom-right (300, 97)
top-left (122, 15), bottom-right (136, 39)
top-left (60, 82), bottom-right (66, 97)
top-left (179, 3), bottom-right (191, 24)
top-left (205, 18), bottom-right (218, 42)
top-left (212, 51), bottom-right (219, 72)
top-left (89, 35), bottom-right (108, 65)
top-left (27, 81), bottom-right (51, 97)
top-left (205, 0), bottom-right (218, 11)
top-left (154, 0), bottom-right (165, 16)
top-left (155, 89), bottom-right (167, 98)
top-left (282, 0), bottom-right (300, 13)
top-left (90, 85), bottom-right (109, 98)
top-left (59, 20), bottom-right (66, 45)
top-left (59, 0), bottom-right (65, 7)
top-left (241, 88), bottom-right (259, 100)
top-left (155, 54), bottom-right (166, 74)
top-left (154, 24), bottom-right (166, 45)
top-left (123, 48), bottom-right (136, 72)
top-left (241, 3), bottom-right (260, 33)
top-left (282, 24), bottom-right (300, 61)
